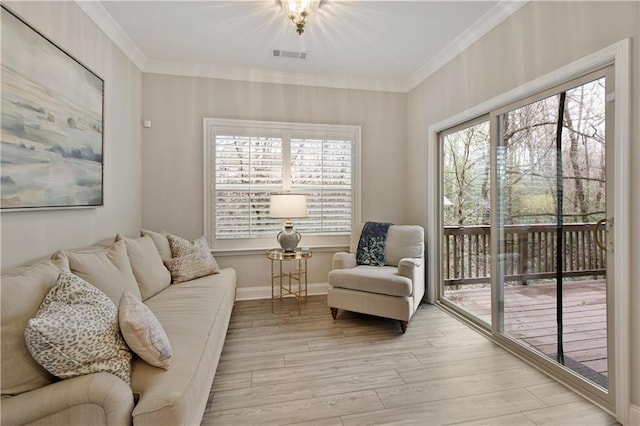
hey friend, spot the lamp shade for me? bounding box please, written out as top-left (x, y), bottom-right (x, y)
top-left (269, 193), bottom-right (307, 219)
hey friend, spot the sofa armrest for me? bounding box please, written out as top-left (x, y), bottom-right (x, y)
top-left (332, 252), bottom-right (357, 270)
top-left (1, 372), bottom-right (134, 426)
top-left (397, 257), bottom-right (424, 280)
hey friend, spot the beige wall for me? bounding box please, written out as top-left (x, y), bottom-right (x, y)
top-left (0, 2), bottom-right (142, 268)
top-left (407, 0), bottom-right (639, 412)
top-left (141, 74), bottom-right (407, 289)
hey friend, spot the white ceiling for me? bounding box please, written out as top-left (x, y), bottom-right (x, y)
top-left (80, 1), bottom-right (526, 92)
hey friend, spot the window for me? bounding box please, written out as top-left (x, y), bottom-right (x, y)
top-left (204, 119), bottom-right (361, 251)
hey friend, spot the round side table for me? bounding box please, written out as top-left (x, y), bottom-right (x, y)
top-left (266, 248), bottom-right (312, 313)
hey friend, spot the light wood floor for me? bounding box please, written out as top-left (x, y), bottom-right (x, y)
top-left (201, 296), bottom-right (617, 426)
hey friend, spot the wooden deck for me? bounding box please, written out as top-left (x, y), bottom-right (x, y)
top-left (443, 279), bottom-right (608, 388)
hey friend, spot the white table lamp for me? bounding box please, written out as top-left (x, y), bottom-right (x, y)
top-left (269, 192), bottom-right (308, 252)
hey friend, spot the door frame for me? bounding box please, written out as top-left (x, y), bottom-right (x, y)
top-left (426, 39), bottom-right (631, 422)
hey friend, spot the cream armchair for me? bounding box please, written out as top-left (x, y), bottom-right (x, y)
top-left (327, 224), bottom-right (425, 333)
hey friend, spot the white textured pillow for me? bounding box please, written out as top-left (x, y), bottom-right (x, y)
top-left (119, 291), bottom-right (172, 369)
top-left (115, 234), bottom-right (171, 300)
top-left (24, 270), bottom-right (132, 384)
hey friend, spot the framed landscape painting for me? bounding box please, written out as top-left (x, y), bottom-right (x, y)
top-left (1, 6), bottom-right (104, 211)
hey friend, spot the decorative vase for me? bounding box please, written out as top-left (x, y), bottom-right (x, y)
top-left (277, 224), bottom-right (301, 252)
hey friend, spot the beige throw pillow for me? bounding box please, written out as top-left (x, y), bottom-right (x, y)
top-left (24, 270), bottom-right (132, 384)
top-left (163, 250), bottom-right (220, 284)
top-left (165, 234), bottom-right (220, 283)
top-left (119, 291), bottom-right (172, 369)
top-left (167, 234), bottom-right (215, 261)
top-left (53, 239), bottom-right (141, 304)
top-left (115, 234), bottom-right (171, 300)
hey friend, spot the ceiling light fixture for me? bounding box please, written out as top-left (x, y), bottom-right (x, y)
top-left (281, 0), bottom-right (320, 36)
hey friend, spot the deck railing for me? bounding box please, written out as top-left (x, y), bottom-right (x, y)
top-left (444, 223), bottom-right (606, 287)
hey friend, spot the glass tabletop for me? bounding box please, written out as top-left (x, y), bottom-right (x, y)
top-left (266, 248), bottom-right (312, 260)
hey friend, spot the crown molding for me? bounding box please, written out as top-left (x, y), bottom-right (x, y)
top-left (144, 60), bottom-right (407, 93)
top-left (75, 0), bottom-right (147, 71)
top-left (402, 0), bottom-right (528, 92)
top-left (78, 0), bottom-right (526, 93)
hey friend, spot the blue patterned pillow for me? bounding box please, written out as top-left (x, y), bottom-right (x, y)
top-left (356, 222), bottom-right (392, 266)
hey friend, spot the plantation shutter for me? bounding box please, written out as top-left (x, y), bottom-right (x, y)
top-left (290, 132), bottom-right (352, 236)
top-left (214, 127), bottom-right (283, 239)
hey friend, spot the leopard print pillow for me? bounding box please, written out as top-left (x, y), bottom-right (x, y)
top-left (24, 269), bottom-right (132, 383)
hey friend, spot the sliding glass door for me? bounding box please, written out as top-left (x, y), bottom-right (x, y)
top-left (439, 66), bottom-right (614, 402)
top-left (495, 69), bottom-right (612, 391)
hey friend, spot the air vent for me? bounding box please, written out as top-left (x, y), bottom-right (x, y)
top-left (272, 49), bottom-right (308, 60)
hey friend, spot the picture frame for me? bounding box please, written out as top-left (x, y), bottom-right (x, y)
top-left (1, 5), bottom-right (104, 211)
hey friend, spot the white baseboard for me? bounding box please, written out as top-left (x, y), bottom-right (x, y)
top-left (629, 404), bottom-right (640, 426)
top-left (236, 282), bottom-right (329, 301)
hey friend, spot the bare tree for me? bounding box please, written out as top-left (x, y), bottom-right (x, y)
top-left (444, 77), bottom-right (606, 227)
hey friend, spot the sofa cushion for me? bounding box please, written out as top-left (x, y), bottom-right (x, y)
top-left (141, 229), bottom-right (172, 260)
top-left (119, 291), bottom-right (172, 370)
top-left (130, 268), bottom-right (236, 425)
top-left (24, 269), bottom-right (132, 384)
top-left (1, 258), bottom-right (67, 396)
top-left (385, 225), bottom-right (424, 266)
top-left (116, 234), bottom-right (171, 300)
top-left (329, 265), bottom-right (413, 297)
top-left (53, 239), bottom-right (141, 304)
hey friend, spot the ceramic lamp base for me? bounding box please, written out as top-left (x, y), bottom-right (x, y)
top-left (277, 224), bottom-right (301, 252)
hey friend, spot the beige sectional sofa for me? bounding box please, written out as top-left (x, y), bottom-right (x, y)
top-left (1, 231), bottom-right (236, 425)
